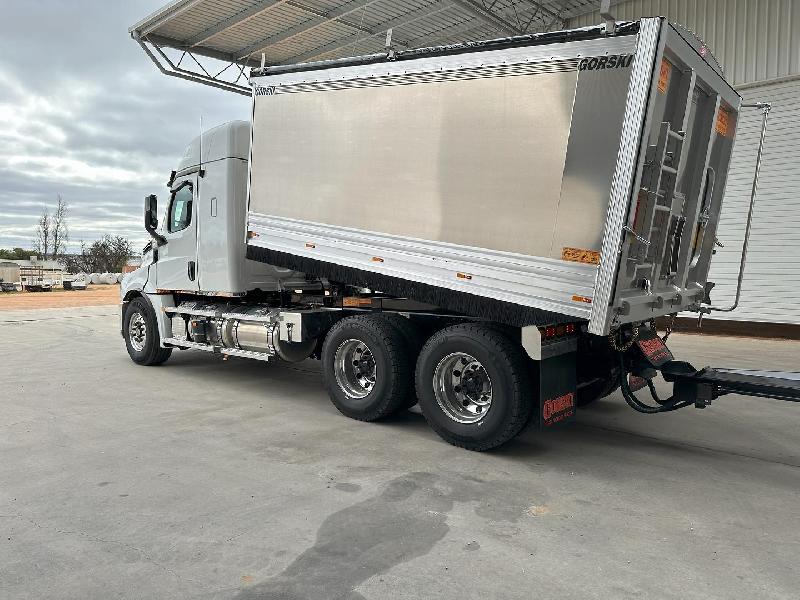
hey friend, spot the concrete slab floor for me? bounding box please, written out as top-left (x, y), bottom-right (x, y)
top-left (1, 306), bottom-right (798, 600)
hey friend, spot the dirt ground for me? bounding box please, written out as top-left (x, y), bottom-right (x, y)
top-left (0, 285), bottom-right (120, 310)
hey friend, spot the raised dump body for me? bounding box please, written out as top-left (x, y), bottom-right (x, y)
top-left (246, 18), bottom-right (740, 335)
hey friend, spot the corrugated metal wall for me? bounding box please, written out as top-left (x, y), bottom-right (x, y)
top-left (568, 0), bottom-right (800, 87)
top-left (707, 80), bottom-right (800, 324)
top-left (570, 0), bottom-right (800, 324)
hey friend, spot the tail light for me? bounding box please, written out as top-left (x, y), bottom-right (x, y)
top-left (539, 322), bottom-right (578, 340)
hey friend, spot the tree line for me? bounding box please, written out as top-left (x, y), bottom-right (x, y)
top-left (0, 195), bottom-right (134, 273)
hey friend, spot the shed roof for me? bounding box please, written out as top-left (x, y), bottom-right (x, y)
top-left (130, 0), bottom-right (605, 94)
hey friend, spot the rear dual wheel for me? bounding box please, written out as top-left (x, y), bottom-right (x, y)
top-left (322, 316), bottom-right (534, 451)
top-left (415, 324), bottom-right (534, 451)
top-left (321, 314), bottom-right (419, 421)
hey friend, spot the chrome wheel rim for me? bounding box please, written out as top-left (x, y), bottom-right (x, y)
top-left (433, 352), bottom-right (492, 423)
top-left (129, 312), bottom-right (147, 352)
top-left (334, 339), bottom-right (376, 399)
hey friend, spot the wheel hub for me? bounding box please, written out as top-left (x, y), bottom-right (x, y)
top-left (334, 339), bottom-right (377, 399)
top-left (128, 312), bottom-right (147, 352)
top-left (433, 352), bottom-right (493, 423)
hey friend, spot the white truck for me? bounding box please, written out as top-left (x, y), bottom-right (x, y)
top-left (122, 17), bottom-right (799, 450)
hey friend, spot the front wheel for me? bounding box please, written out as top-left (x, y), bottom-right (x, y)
top-left (123, 297), bottom-right (172, 366)
top-left (415, 323), bottom-right (534, 451)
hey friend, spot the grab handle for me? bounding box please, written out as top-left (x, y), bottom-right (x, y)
top-left (702, 102), bottom-right (770, 314)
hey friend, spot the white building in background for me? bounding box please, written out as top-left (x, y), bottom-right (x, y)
top-left (570, 0), bottom-right (800, 325)
top-left (0, 261), bottom-right (20, 285)
top-left (6, 256), bottom-right (66, 289)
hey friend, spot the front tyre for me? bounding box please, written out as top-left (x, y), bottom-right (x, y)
top-left (415, 323), bottom-right (533, 451)
top-left (123, 297), bottom-right (172, 366)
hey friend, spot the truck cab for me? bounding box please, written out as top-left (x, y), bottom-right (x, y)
top-left (124, 121), bottom-right (310, 301)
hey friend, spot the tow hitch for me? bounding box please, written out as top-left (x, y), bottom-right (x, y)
top-left (615, 325), bottom-right (800, 413)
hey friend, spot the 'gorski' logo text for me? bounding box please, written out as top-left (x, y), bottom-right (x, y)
top-left (579, 54), bottom-right (633, 71)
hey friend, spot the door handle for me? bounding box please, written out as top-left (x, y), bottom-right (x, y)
top-left (188, 261), bottom-right (196, 282)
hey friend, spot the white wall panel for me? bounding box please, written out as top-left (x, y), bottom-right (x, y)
top-left (569, 0), bottom-right (800, 87)
top-left (706, 79), bottom-right (800, 324)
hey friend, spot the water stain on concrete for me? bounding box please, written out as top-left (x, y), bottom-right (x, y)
top-left (235, 472), bottom-right (445, 600)
top-left (334, 483), bottom-right (361, 493)
top-left (235, 471), bottom-right (543, 600)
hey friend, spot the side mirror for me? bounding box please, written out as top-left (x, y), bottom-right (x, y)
top-left (144, 194), bottom-right (166, 245)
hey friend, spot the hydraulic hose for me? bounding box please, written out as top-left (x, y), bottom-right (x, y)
top-left (618, 353), bottom-right (693, 413)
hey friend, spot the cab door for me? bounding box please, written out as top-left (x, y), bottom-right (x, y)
top-left (156, 177), bottom-right (199, 292)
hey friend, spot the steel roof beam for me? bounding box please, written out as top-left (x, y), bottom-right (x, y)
top-left (236, 0), bottom-right (387, 60)
top-left (135, 38), bottom-right (251, 96)
top-left (521, 0), bottom-right (564, 25)
top-left (407, 16), bottom-right (514, 49)
top-left (283, 2), bottom-right (455, 64)
top-left (449, 0), bottom-right (522, 36)
top-left (405, 2), bottom-right (555, 49)
top-left (142, 33), bottom-right (259, 67)
top-left (135, 0), bottom-right (205, 37)
top-left (186, 0), bottom-right (287, 47)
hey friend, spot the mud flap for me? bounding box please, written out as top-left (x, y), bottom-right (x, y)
top-left (539, 349), bottom-right (577, 428)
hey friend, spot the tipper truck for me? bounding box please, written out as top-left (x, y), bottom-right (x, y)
top-left (122, 17), bottom-right (799, 450)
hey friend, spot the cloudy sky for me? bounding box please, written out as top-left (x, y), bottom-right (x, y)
top-left (0, 0), bottom-right (250, 251)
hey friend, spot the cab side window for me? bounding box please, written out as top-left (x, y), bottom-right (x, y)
top-left (168, 183), bottom-right (193, 233)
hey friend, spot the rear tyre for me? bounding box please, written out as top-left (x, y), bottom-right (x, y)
top-left (123, 297), bottom-right (172, 366)
top-left (382, 313), bottom-right (424, 408)
top-left (321, 314), bottom-right (413, 421)
top-left (415, 323), bottom-right (533, 451)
